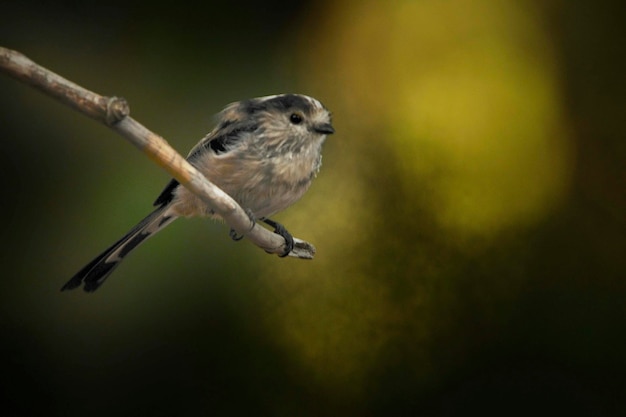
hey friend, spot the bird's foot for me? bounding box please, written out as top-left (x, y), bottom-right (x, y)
top-left (229, 208), bottom-right (256, 241)
top-left (262, 218), bottom-right (294, 257)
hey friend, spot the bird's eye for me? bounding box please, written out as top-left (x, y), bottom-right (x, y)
top-left (289, 113), bottom-right (303, 125)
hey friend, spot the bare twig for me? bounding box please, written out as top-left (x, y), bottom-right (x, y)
top-left (0, 46), bottom-right (315, 258)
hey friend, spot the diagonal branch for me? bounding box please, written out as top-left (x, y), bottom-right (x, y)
top-left (0, 46), bottom-right (315, 259)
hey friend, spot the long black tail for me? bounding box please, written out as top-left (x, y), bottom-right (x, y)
top-left (61, 205), bottom-right (177, 292)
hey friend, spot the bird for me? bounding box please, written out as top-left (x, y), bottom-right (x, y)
top-left (61, 93), bottom-right (334, 292)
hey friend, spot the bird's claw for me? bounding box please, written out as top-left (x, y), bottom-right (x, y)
top-left (262, 218), bottom-right (294, 257)
top-left (230, 209), bottom-right (256, 241)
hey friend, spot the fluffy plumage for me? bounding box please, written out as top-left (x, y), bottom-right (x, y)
top-left (62, 94), bottom-right (334, 292)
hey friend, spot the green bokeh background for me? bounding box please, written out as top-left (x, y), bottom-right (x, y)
top-left (1, 0), bottom-right (625, 415)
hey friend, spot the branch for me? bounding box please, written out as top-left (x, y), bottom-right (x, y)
top-left (0, 47), bottom-right (315, 259)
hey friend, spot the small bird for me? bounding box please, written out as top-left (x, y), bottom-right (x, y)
top-left (62, 94), bottom-right (334, 292)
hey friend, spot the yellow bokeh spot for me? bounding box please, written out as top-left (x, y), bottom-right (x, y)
top-left (306, 0), bottom-right (573, 236)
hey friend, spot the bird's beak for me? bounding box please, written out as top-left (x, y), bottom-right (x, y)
top-left (313, 123), bottom-right (335, 135)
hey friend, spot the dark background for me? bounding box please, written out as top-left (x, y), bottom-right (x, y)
top-left (1, 1), bottom-right (625, 416)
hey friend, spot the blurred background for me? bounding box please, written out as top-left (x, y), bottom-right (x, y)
top-left (1, 0), bottom-right (625, 415)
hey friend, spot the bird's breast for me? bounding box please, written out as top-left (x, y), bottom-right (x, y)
top-left (171, 144), bottom-right (321, 220)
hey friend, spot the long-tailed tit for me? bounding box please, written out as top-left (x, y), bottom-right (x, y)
top-left (62, 94), bottom-right (334, 292)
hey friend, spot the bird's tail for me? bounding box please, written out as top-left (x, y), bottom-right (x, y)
top-left (61, 204), bottom-right (177, 292)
